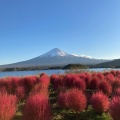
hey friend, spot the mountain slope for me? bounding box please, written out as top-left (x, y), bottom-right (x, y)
top-left (0, 48), bottom-right (110, 68)
top-left (97, 59), bottom-right (120, 67)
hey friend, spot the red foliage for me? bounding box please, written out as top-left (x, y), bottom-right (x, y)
top-left (109, 97), bottom-right (120, 120)
top-left (105, 73), bottom-right (115, 84)
top-left (15, 86), bottom-right (26, 101)
top-left (64, 74), bottom-right (86, 91)
top-left (96, 72), bottom-right (105, 81)
top-left (113, 88), bottom-right (120, 97)
top-left (30, 83), bottom-right (49, 97)
top-left (3, 78), bottom-right (13, 93)
top-left (73, 77), bottom-right (86, 91)
top-left (64, 74), bottom-right (75, 88)
top-left (39, 74), bottom-right (50, 89)
top-left (50, 74), bottom-right (59, 84)
top-left (57, 91), bottom-right (68, 108)
top-left (20, 76), bottom-right (38, 94)
top-left (0, 93), bottom-right (17, 120)
top-left (89, 77), bottom-right (99, 90)
top-left (91, 92), bottom-right (109, 113)
top-left (78, 73), bottom-right (86, 80)
top-left (57, 89), bottom-right (87, 112)
top-left (84, 73), bottom-right (91, 89)
top-left (23, 95), bottom-right (52, 120)
top-left (110, 70), bottom-right (117, 77)
top-left (98, 81), bottom-right (112, 96)
top-left (112, 78), bottom-right (120, 90)
top-left (40, 73), bottom-right (47, 77)
top-left (0, 86), bottom-right (7, 94)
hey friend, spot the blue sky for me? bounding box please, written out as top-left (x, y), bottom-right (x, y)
top-left (0, 0), bottom-right (120, 65)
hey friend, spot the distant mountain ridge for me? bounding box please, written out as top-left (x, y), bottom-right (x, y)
top-left (97, 59), bottom-right (120, 67)
top-left (0, 48), bottom-right (110, 68)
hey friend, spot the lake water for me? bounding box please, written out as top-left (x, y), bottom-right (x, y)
top-left (0, 68), bottom-right (120, 78)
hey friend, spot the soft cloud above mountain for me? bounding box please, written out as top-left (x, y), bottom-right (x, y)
top-left (72, 54), bottom-right (93, 59)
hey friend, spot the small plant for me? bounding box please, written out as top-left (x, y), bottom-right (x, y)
top-left (109, 97), bottom-right (120, 120)
top-left (98, 81), bottom-right (112, 96)
top-left (57, 88), bottom-right (87, 112)
top-left (0, 93), bottom-right (17, 120)
top-left (73, 77), bottom-right (86, 91)
top-left (89, 77), bottom-right (99, 90)
top-left (15, 86), bottom-right (25, 101)
top-left (91, 92), bottom-right (109, 114)
top-left (23, 95), bottom-right (52, 120)
top-left (113, 88), bottom-right (120, 97)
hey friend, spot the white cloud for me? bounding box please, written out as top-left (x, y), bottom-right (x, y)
top-left (72, 54), bottom-right (93, 59)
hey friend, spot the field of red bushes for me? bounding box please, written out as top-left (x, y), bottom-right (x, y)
top-left (0, 70), bottom-right (120, 120)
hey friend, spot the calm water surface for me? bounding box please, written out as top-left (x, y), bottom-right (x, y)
top-left (0, 68), bottom-right (120, 78)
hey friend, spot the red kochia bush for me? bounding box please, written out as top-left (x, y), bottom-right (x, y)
top-left (39, 74), bottom-right (50, 89)
top-left (73, 77), bottom-right (86, 91)
top-left (96, 72), bottom-right (104, 81)
top-left (89, 77), bottom-right (99, 90)
top-left (98, 81), bottom-right (112, 96)
top-left (0, 93), bottom-right (17, 120)
top-left (23, 95), bottom-right (52, 120)
top-left (30, 83), bottom-right (49, 97)
top-left (112, 78), bottom-right (120, 90)
top-left (50, 74), bottom-right (59, 85)
top-left (64, 74), bottom-right (75, 88)
top-left (91, 92), bottom-right (109, 113)
top-left (113, 88), bottom-right (120, 97)
top-left (105, 73), bottom-right (115, 84)
top-left (20, 76), bottom-right (37, 94)
top-left (15, 86), bottom-right (25, 101)
top-left (84, 73), bottom-right (91, 88)
top-left (109, 97), bottom-right (120, 120)
top-left (57, 89), bottom-right (87, 112)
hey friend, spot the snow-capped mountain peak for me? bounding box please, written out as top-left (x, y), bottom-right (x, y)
top-left (41, 48), bottom-right (69, 57)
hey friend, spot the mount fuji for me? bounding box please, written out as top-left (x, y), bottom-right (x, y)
top-left (0, 48), bottom-right (110, 68)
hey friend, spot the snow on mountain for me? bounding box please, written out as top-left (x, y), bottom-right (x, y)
top-left (41, 48), bottom-right (92, 58)
top-left (40, 48), bottom-right (70, 57)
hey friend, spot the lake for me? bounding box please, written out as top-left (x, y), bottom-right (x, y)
top-left (0, 68), bottom-right (120, 78)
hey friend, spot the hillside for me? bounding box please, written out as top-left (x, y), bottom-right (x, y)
top-left (62, 64), bottom-right (88, 69)
top-left (97, 59), bottom-right (120, 68)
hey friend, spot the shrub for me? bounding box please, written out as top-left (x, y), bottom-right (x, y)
top-left (105, 73), bottom-right (115, 84)
top-left (21, 76), bottom-right (37, 94)
top-left (96, 72), bottom-right (104, 81)
top-left (57, 91), bottom-right (67, 108)
top-left (0, 86), bottom-right (7, 94)
top-left (30, 83), bottom-right (49, 97)
top-left (109, 97), bottom-right (120, 120)
top-left (91, 92), bottom-right (109, 114)
top-left (50, 74), bottom-right (59, 90)
top-left (112, 78), bottom-right (120, 90)
top-left (57, 89), bottom-right (87, 112)
top-left (15, 86), bottom-right (25, 101)
top-left (0, 93), bottom-right (17, 120)
top-left (39, 74), bottom-right (50, 89)
top-left (73, 78), bottom-right (86, 91)
top-left (98, 81), bottom-right (112, 96)
top-left (50, 74), bottom-right (59, 85)
top-left (113, 88), bottom-right (120, 97)
top-left (23, 95), bottom-right (52, 120)
top-left (64, 74), bottom-right (75, 88)
top-left (84, 73), bottom-right (91, 89)
top-left (89, 77), bottom-right (99, 90)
